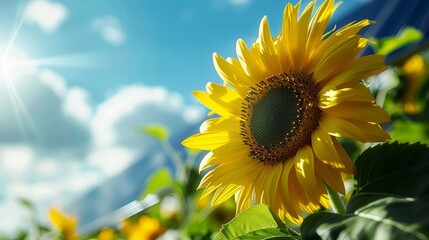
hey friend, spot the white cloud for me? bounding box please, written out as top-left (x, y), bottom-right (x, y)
top-left (183, 106), bottom-right (205, 124)
top-left (92, 15), bottom-right (125, 46)
top-left (34, 159), bottom-right (60, 177)
top-left (0, 145), bottom-right (35, 178)
top-left (0, 39), bottom-right (206, 235)
top-left (9, 182), bottom-right (59, 202)
top-left (0, 66), bottom-right (92, 234)
top-left (0, 63), bottom-right (204, 235)
top-left (88, 147), bottom-right (137, 176)
top-left (61, 171), bottom-right (101, 196)
top-left (91, 85), bottom-right (204, 148)
top-left (0, 67), bottom-right (91, 151)
top-left (88, 85), bottom-right (204, 178)
top-left (64, 87), bottom-right (93, 122)
top-left (0, 200), bottom-right (31, 236)
top-left (38, 68), bottom-right (67, 95)
top-left (24, 0), bottom-right (68, 33)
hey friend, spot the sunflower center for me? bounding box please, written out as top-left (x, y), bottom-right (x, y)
top-left (250, 87), bottom-right (300, 149)
top-left (240, 72), bottom-right (321, 165)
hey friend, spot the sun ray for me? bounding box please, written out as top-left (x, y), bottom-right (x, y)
top-left (2, 72), bottom-right (41, 144)
top-left (15, 51), bottom-right (109, 69)
top-left (0, 1), bottom-right (43, 145)
top-left (3, 0), bottom-right (26, 61)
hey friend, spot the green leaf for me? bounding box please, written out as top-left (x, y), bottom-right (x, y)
top-left (140, 124), bottom-right (169, 141)
top-left (139, 168), bottom-right (172, 200)
top-left (216, 205), bottom-right (299, 240)
top-left (18, 198), bottom-right (35, 211)
top-left (374, 27), bottom-right (423, 55)
top-left (301, 142), bottom-right (429, 239)
top-left (391, 120), bottom-right (429, 144)
top-left (302, 194), bottom-right (429, 240)
top-left (355, 142), bottom-right (429, 200)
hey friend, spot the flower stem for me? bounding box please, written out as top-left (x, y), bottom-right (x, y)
top-left (326, 185), bottom-right (346, 214)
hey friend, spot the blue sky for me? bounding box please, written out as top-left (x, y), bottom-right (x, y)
top-left (0, 0), bottom-right (367, 234)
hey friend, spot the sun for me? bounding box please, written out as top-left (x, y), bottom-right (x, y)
top-left (0, 42), bottom-right (37, 81)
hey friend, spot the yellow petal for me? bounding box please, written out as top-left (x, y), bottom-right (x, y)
top-left (308, 18), bottom-right (371, 68)
top-left (283, 1), bottom-right (310, 70)
top-left (227, 57), bottom-right (250, 80)
top-left (290, 167), bottom-right (320, 214)
top-left (275, 34), bottom-right (292, 73)
top-left (236, 39), bottom-right (267, 81)
top-left (311, 127), bottom-right (356, 174)
top-left (313, 35), bottom-right (363, 82)
top-left (200, 183), bottom-right (221, 200)
top-left (323, 54), bottom-right (388, 88)
top-left (182, 131), bottom-right (240, 150)
top-left (325, 19), bottom-right (371, 45)
top-left (199, 151), bottom-right (215, 173)
top-left (319, 115), bottom-right (391, 142)
top-left (319, 115), bottom-right (366, 141)
top-left (307, 0), bottom-right (336, 52)
top-left (193, 91), bottom-right (231, 117)
top-left (199, 157), bottom-right (259, 189)
top-left (212, 184), bottom-right (242, 206)
top-left (199, 117), bottom-right (240, 133)
top-left (314, 158), bottom-right (345, 194)
top-left (280, 3), bottom-right (299, 69)
top-left (49, 208), bottom-right (77, 240)
top-left (234, 184), bottom-right (254, 214)
top-left (206, 82), bottom-right (242, 114)
top-left (49, 208), bottom-right (64, 230)
top-left (199, 141), bottom-right (248, 172)
top-left (295, 1), bottom-right (315, 71)
top-left (280, 161), bottom-right (301, 220)
top-left (334, 140), bottom-right (357, 172)
top-left (319, 83), bottom-right (376, 108)
top-left (322, 102), bottom-right (391, 123)
top-left (213, 53), bottom-right (251, 97)
top-left (294, 146), bottom-right (324, 204)
top-left (254, 163), bottom-right (283, 210)
top-left (257, 16), bottom-right (281, 74)
top-left (318, 193), bottom-right (331, 209)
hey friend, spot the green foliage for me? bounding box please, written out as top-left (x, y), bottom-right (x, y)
top-left (302, 194), bottom-right (429, 240)
top-left (140, 124), bottom-right (169, 141)
top-left (391, 120), bottom-right (429, 144)
top-left (18, 198), bottom-right (35, 211)
top-left (183, 166), bottom-right (201, 198)
top-left (139, 168), bottom-right (173, 200)
top-left (355, 142), bottom-right (429, 199)
top-left (216, 205), bottom-right (300, 240)
top-left (301, 142), bottom-right (429, 239)
top-left (373, 27), bottom-right (423, 55)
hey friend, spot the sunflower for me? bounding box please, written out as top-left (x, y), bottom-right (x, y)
top-left (49, 208), bottom-right (78, 240)
top-left (182, 0), bottom-right (390, 224)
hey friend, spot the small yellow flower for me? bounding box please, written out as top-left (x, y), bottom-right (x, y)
top-left (49, 208), bottom-right (78, 240)
top-left (121, 216), bottom-right (165, 240)
top-left (183, 0), bottom-right (390, 224)
top-left (98, 227), bottom-right (115, 240)
top-left (402, 54), bottom-right (427, 114)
